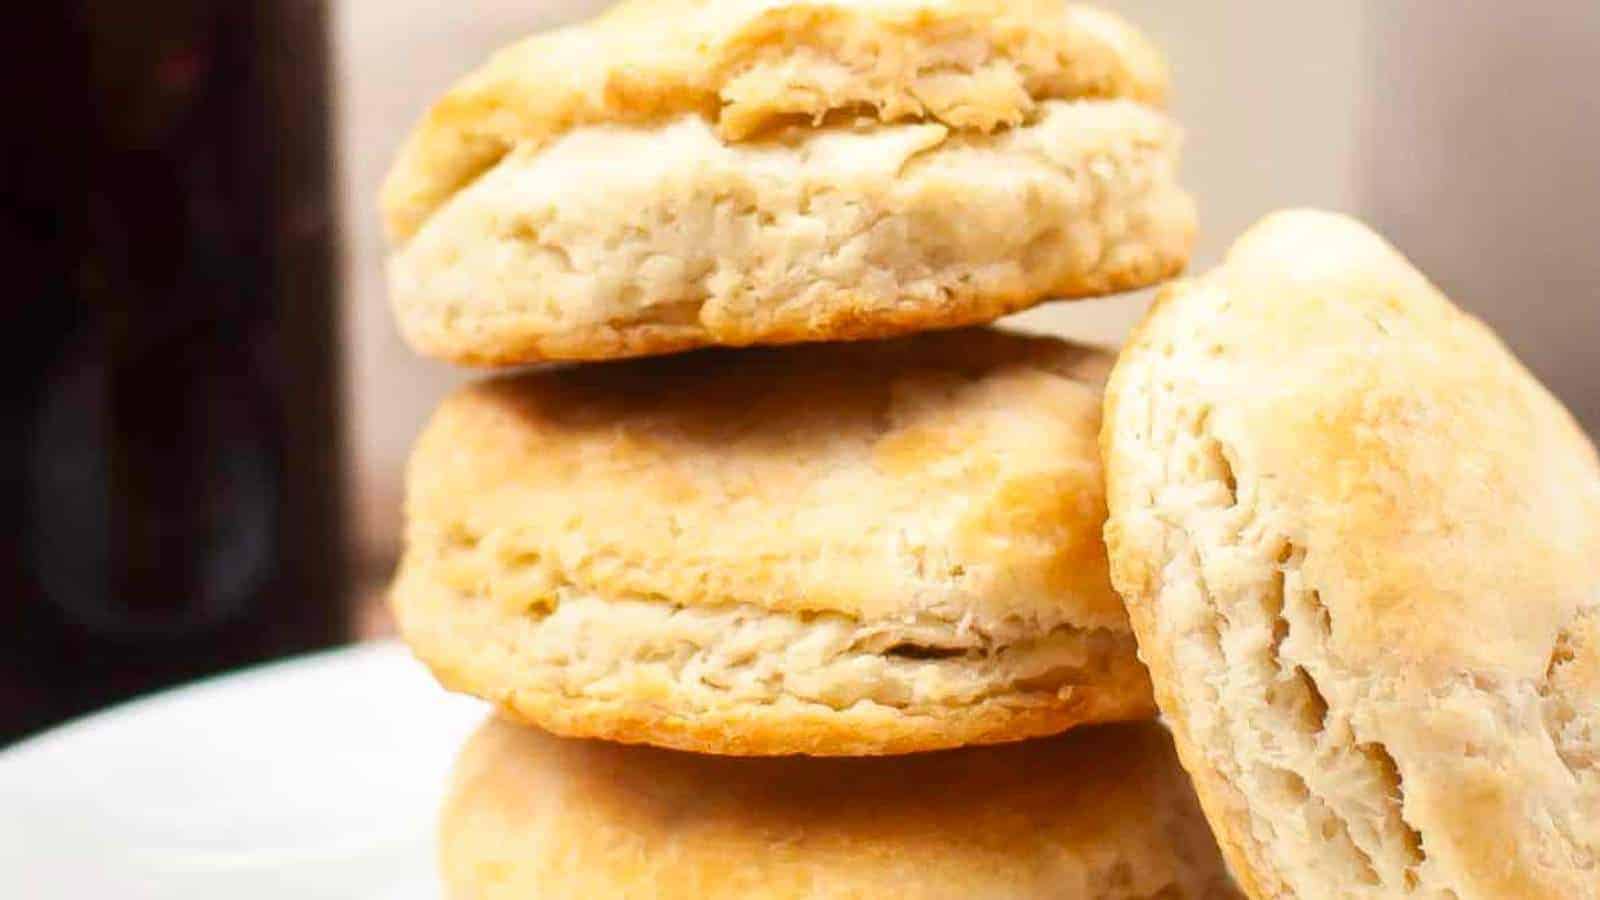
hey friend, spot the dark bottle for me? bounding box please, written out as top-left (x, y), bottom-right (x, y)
top-left (1, 1), bottom-right (347, 743)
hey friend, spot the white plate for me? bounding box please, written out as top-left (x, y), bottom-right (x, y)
top-left (0, 642), bottom-right (485, 899)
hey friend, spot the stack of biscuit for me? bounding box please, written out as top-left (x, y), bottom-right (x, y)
top-left (382, 2), bottom-right (1600, 899)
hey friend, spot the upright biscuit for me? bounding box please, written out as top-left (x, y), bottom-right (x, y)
top-left (1103, 210), bottom-right (1600, 898)
top-left (394, 329), bottom-right (1155, 755)
top-left (440, 719), bottom-right (1242, 899)
top-left (382, 1), bottom-right (1193, 364)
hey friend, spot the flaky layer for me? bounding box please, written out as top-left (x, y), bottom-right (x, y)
top-left (382, 0), bottom-right (1168, 240)
top-left (1103, 211), bottom-right (1600, 899)
top-left (394, 568), bottom-right (1154, 755)
top-left (440, 720), bottom-right (1241, 899)
top-left (390, 99), bottom-right (1192, 365)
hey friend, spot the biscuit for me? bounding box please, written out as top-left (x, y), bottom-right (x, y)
top-left (393, 329), bottom-right (1156, 755)
top-left (382, 1), bottom-right (1193, 365)
top-left (440, 718), bottom-right (1242, 899)
top-left (1102, 210), bottom-right (1600, 898)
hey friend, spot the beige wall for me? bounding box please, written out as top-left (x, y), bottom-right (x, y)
top-left (328, 1), bottom-right (1393, 563)
top-left (1359, 1), bottom-right (1600, 431)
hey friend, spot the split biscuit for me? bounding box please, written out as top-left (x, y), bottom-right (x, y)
top-left (382, 1), bottom-right (1193, 364)
top-left (394, 329), bottom-right (1156, 755)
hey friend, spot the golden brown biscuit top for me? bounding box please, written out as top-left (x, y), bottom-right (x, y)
top-left (381, 0), bottom-right (1168, 240)
top-left (442, 719), bottom-right (1241, 898)
top-left (1110, 209), bottom-right (1600, 681)
top-left (406, 329), bottom-right (1128, 636)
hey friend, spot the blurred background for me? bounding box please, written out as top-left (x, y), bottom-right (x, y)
top-left (5, 0), bottom-right (1597, 743)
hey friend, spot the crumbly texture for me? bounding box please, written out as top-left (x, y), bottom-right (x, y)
top-left (440, 719), bottom-right (1243, 899)
top-left (393, 329), bottom-right (1157, 755)
top-left (1102, 210), bottom-right (1600, 899)
top-left (395, 573), bottom-right (1152, 755)
top-left (382, 0), bottom-right (1169, 241)
top-left (389, 99), bottom-right (1192, 366)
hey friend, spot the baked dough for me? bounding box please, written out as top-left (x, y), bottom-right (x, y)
top-left (381, 0), bottom-right (1192, 365)
top-left (1102, 209), bottom-right (1600, 899)
top-left (394, 328), bottom-right (1156, 755)
top-left (439, 718), bottom-right (1242, 899)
